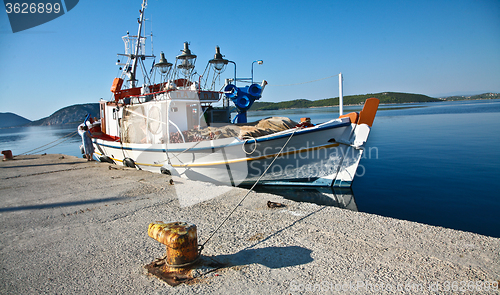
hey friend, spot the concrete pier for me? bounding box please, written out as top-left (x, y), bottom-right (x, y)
top-left (1, 154), bottom-right (499, 294)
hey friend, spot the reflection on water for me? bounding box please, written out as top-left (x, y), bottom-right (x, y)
top-left (252, 186), bottom-right (358, 211)
top-left (246, 100), bottom-right (500, 237)
top-left (0, 133), bottom-right (26, 144)
top-left (0, 124), bottom-right (82, 157)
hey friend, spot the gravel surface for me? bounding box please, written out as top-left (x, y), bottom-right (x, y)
top-left (1, 154), bottom-right (499, 294)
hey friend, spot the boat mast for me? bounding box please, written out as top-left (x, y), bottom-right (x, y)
top-left (129, 0), bottom-right (147, 88)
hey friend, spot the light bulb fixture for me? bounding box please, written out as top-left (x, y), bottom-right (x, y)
top-left (208, 46), bottom-right (229, 73)
top-left (251, 60), bottom-right (263, 84)
top-left (154, 52), bottom-right (173, 74)
top-left (176, 42), bottom-right (196, 70)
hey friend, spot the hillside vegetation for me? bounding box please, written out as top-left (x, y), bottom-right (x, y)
top-left (251, 92), bottom-right (440, 111)
top-left (440, 92), bottom-right (500, 101)
top-left (29, 103), bottom-right (100, 126)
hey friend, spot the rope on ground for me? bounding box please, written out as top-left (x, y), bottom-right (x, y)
top-left (18, 131), bottom-right (79, 156)
top-left (198, 127), bottom-right (300, 253)
top-left (3, 167), bottom-right (88, 180)
top-left (267, 75), bottom-right (337, 87)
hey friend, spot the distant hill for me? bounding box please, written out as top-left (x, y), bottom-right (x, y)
top-left (29, 103), bottom-right (100, 126)
top-left (5, 92), bottom-right (498, 126)
top-left (440, 93), bottom-right (500, 101)
top-left (0, 112), bottom-right (32, 128)
top-left (251, 92), bottom-right (441, 111)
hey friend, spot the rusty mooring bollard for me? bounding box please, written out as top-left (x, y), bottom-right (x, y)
top-left (1, 150), bottom-right (13, 161)
top-left (148, 221), bottom-right (199, 267)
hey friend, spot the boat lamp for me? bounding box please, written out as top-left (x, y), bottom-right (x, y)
top-left (251, 60), bottom-right (263, 84)
top-left (155, 52), bottom-right (173, 74)
top-left (208, 46), bottom-right (228, 72)
top-left (176, 42), bottom-right (197, 71)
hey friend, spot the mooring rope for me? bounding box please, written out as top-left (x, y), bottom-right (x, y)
top-left (198, 127), bottom-right (300, 253)
top-left (18, 131), bottom-right (79, 156)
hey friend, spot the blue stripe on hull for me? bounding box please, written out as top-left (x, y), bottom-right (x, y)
top-left (94, 120), bottom-right (350, 152)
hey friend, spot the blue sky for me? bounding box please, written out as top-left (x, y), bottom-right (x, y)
top-left (1, 0), bottom-right (499, 120)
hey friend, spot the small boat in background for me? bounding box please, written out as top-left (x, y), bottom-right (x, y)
top-left (88, 0), bottom-right (379, 188)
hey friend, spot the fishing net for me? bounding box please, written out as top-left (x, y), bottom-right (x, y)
top-left (121, 105), bottom-right (147, 143)
top-left (168, 117), bottom-right (298, 143)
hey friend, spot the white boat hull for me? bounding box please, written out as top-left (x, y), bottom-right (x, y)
top-left (94, 116), bottom-right (372, 188)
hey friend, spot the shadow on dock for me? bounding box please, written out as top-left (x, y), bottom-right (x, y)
top-left (0, 196), bottom-right (130, 212)
top-left (251, 186), bottom-right (358, 211)
top-left (213, 246), bottom-right (313, 269)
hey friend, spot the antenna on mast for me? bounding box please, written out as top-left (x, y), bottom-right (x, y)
top-left (150, 15), bottom-right (154, 57)
top-left (129, 0), bottom-right (147, 88)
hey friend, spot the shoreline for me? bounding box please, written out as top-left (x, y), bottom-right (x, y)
top-left (248, 98), bottom-right (498, 112)
top-left (2, 99), bottom-right (498, 129)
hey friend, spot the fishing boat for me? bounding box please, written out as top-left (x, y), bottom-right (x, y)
top-left (88, 0), bottom-right (379, 188)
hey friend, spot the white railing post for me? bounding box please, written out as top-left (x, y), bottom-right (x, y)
top-left (339, 72), bottom-right (343, 116)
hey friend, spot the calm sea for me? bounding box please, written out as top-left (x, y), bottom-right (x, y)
top-left (1, 99), bottom-right (499, 237)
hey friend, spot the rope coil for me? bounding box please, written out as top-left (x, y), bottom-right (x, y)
top-left (242, 136), bottom-right (258, 154)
